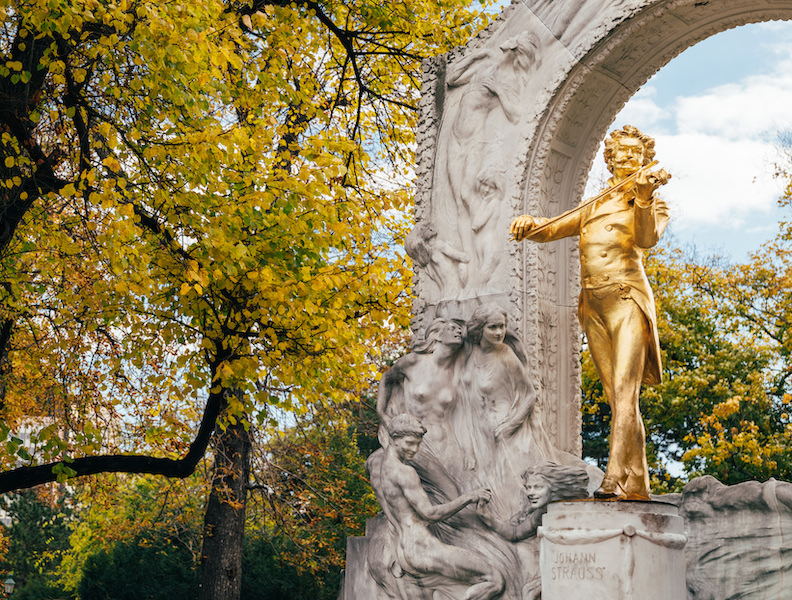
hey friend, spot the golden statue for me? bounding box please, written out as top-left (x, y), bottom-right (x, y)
top-left (510, 125), bottom-right (670, 501)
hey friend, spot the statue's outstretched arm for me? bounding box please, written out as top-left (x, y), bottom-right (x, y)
top-left (402, 471), bottom-right (490, 523)
top-left (510, 206), bottom-right (582, 243)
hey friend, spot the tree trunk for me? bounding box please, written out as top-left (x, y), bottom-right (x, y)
top-left (198, 413), bottom-right (251, 600)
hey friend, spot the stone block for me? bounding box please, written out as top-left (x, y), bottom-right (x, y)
top-left (540, 501), bottom-right (686, 599)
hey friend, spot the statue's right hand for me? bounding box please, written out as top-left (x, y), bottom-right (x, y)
top-left (509, 215), bottom-right (535, 241)
top-left (476, 498), bottom-right (491, 517)
top-left (470, 487), bottom-right (492, 505)
top-left (481, 75), bottom-right (497, 93)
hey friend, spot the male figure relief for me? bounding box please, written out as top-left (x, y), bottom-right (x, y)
top-left (373, 414), bottom-right (505, 600)
top-left (510, 125), bottom-right (670, 500)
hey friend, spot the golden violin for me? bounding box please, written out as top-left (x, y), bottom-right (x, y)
top-left (510, 160), bottom-right (670, 239)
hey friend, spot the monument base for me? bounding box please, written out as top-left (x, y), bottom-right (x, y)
top-left (342, 515), bottom-right (389, 600)
top-left (539, 501), bottom-right (686, 600)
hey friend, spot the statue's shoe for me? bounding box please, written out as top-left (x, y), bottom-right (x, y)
top-left (622, 480), bottom-right (651, 502)
top-left (593, 476), bottom-right (624, 500)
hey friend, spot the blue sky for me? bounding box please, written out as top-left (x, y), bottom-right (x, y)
top-left (585, 20), bottom-right (792, 261)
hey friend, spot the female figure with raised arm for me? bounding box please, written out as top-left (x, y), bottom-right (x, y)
top-left (377, 317), bottom-right (468, 488)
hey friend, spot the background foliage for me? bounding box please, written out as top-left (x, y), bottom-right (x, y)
top-left (0, 0), bottom-right (492, 487)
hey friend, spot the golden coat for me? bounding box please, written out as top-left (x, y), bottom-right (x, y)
top-left (523, 185), bottom-right (669, 384)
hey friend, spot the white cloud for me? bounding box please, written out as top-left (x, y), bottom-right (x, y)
top-left (613, 86), bottom-right (669, 131)
top-left (663, 60), bottom-right (792, 231)
top-left (757, 21), bottom-right (792, 35)
top-left (674, 75), bottom-right (792, 141)
top-left (587, 33), bottom-right (792, 246)
top-left (655, 133), bottom-right (783, 231)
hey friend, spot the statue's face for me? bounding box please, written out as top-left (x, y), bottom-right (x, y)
top-left (482, 313), bottom-right (506, 347)
top-left (609, 137), bottom-right (645, 178)
top-left (524, 475), bottom-right (552, 510)
top-left (477, 176), bottom-right (500, 200)
top-left (440, 321), bottom-right (464, 347)
top-left (393, 434), bottom-right (422, 462)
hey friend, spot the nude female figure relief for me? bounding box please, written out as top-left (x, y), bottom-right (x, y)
top-left (455, 304), bottom-right (559, 518)
top-left (377, 317), bottom-right (469, 495)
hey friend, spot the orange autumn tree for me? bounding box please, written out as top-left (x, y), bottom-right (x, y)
top-left (680, 244), bottom-right (792, 482)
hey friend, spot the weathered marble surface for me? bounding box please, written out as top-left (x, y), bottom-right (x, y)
top-left (363, 307), bottom-right (600, 600)
top-left (346, 476), bottom-right (792, 599)
top-left (540, 501), bottom-right (686, 600)
top-left (675, 476), bottom-right (792, 599)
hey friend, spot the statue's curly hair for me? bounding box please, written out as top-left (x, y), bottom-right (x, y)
top-left (387, 413), bottom-right (427, 440)
top-left (603, 124), bottom-right (656, 173)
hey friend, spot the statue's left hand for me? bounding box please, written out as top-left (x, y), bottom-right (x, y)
top-left (476, 497), bottom-right (491, 517)
top-left (634, 168), bottom-right (670, 206)
top-left (473, 487), bottom-right (492, 505)
top-left (633, 169), bottom-right (655, 204)
top-left (509, 214), bottom-right (535, 241)
top-left (481, 75), bottom-right (498, 94)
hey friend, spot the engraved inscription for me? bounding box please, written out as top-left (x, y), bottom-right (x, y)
top-left (551, 552), bottom-right (605, 581)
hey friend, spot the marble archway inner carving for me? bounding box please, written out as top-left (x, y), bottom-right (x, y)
top-left (410, 0), bottom-right (792, 456)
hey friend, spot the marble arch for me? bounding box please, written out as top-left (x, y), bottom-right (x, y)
top-left (411, 0), bottom-right (792, 455)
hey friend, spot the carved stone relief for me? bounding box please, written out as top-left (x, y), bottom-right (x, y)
top-left (367, 306), bottom-right (599, 600)
top-left (411, 2), bottom-right (577, 313)
top-left (357, 2), bottom-right (792, 595)
top-left (666, 476), bottom-right (792, 599)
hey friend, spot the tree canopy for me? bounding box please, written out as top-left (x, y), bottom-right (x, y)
top-left (0, 0), bottom-right (492, 491)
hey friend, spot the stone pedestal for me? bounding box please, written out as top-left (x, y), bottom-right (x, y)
top-left (342, 516), bottom-right (389, 600)
top-left (539, 501), bottom-right (687, 600)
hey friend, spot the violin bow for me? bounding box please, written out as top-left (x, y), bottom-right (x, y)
top-left (515, 160), bottom-right (661, 238)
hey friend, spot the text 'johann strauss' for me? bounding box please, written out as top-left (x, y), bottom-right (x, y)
top-left (551, 552), bottom-right (605, 581)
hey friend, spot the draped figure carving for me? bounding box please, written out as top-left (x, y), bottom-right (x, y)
top-left (425, 31), bottom-right (540, 300)
top-left (368, 306), bottom-right (599, 600)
